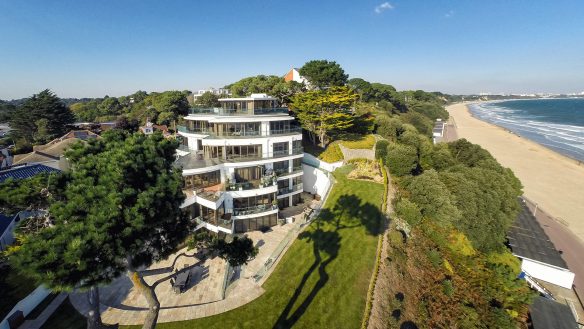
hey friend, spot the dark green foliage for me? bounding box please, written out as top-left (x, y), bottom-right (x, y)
top-left (386, 143), bottom-right (418, 176)
top-left (8, 131), bottom-right (187, 291)
top-left (375, 116), bottom-right (405, 141)
top-left (447, 138), bottom-right (492, 167)
top-left (0, 101), bottom-right (17, 122)
top-left (10, 90), bottom-right (75, 144)
top-left (409, 101), bottom-right (449, 121)
top-left (406, 170), bottom-right (462, 225)
top-left (299, 60), bottom-right (348, 88)
top-left (0, 173), bottom-right (68, 215)
top-left (375, 140), bottom-right (389, 160)
top-left (215, 236), bottom-right (259, 267)
top-left (422, 143), bottom-right (456, 171)
top-left (227, 75), bottom-right (285, 97)
top-left (195, 91), bottom-right (220, 107)
top-left (395, 198), bottom-right (423, 226)
top-left (399, 111), bottom-right (434, 136)
top-left (114, 116), bottom-right (139, 132)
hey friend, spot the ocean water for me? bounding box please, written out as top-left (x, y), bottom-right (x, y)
top-left (468, 98), bottom-right (584, 162)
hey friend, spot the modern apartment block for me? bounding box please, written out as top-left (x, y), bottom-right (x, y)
top-left (176, 94), bottom-right (304, 235)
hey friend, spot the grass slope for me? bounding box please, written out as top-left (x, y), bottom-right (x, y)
top-left (124, 166), bottom-right (384, 329)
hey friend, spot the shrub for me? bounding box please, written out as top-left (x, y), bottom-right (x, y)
top-left (318, 143), bottom-right (343, 162)
top-left (375, 140), bottom-right (389, 160)
top-left (395, 198), bottom-right (423, 226)
top-left (386, 143), bottom-right (418, 176)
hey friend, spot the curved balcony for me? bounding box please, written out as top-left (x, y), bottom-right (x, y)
top-left (231, 204), bottom-right (278, 217)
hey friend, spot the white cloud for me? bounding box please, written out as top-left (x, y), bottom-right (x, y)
top-left (444, 10), bottom-right (455, 18)
top-left (374, 2), bottom-right (394, 14)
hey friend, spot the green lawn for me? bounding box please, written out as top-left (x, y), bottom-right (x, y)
top-left (0, 265), bottom-right (38, 319)
top-left (124, 166), bottom-right (384, 329)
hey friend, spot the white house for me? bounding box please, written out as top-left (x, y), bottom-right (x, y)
top-left (176, 93), bottom-right (304, 234)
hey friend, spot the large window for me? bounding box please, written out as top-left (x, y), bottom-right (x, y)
top-left (203, 145), bottom-right (224, 159)
top-left (270, 121), bottom-right (290, 134)
top-left (234, 166), bottom-right (262, 183)
top-left (273, 160), bottom-right (289, 176)
top-left (234, 213), bottom-right (278, 233)
top-left (233, 193), bottom-right (276, 210)
top-left (293, 158), bottom-right (302, 171)
top-left (186, 120), bottom-right (209, 133)
top-left (226, 145), bottom-right (262, 160)
top-left (184, 170), bottom-right (221, 189)
top-left (273, 142), bottom-right (289, 157)
top-left (213, 122), bottom-right (260, 137)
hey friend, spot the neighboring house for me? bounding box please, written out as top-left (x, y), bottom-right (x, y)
top-left (176, 93), bottom-right (303, 234)
top-left (284, 68), bottom-right (309, 85)
top-left (192, 88), bottom-right (231, 101)
top-left (139, 120), bottom-right (171, 137)
top-left (12, 130), bottom-right (97, 170)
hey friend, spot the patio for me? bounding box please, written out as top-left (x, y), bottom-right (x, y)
top-left (68, 218), bottom-right (310, 325)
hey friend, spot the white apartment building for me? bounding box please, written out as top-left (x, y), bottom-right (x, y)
top-left (176, 94), bottom-right (304, 235)
top-left (192, 87), bottom-right (231, 100)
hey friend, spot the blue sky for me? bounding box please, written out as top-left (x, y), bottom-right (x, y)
top-left (1, 0), bottom-right (583, 99)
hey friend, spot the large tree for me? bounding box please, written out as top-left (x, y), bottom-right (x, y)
top-left (195, 91), bottom-right (220, 107)
top-left (289, 86), bottom-right (357, 147)
top-left (8, 131), bottom-right (189, 329)
top-left (149, 91), bottom-right (190, 125)
top-left (227, 75), bottom-right (285, 97)
top-left (299, 60), bottom-right (348, 89)
top-left (10, 90), bottom-right (75, 144)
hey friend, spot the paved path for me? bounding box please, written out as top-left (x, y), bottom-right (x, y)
top-left (338, 144), bottom-right (375, 161)
top-left (367, 166), bottom-right (395, 329)
top-left (19, 293), bottom-right (67, 329)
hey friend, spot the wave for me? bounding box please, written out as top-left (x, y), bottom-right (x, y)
top-left (469, 101), bottom-right (584, 162)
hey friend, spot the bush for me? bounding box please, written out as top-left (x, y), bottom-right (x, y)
top-left (375, 140), bottom-right (389, 160)
top-left (395, 198), bottom-right (423, 226)
top-left (319, 143), bottom-right (343, 162)
top-left (386, 143), bottom-right (418, 176)
top-left (399, 111), bottom-right (433, 136)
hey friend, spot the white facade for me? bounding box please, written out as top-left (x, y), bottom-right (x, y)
top-left (520, 258), bottom-right (575, 289)
top-left (176, 94), bottom-right (304, 234)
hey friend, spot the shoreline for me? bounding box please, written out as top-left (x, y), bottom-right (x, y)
top-left (447, 102), bottom-right (584, 245)
top-left (463, 101), bottom-right (584, 166)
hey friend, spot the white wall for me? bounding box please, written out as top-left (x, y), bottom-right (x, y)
top-left (302, 164), bottom-right (331, 197)
top-left (302, 153), bottom-right (343, 173)
top-left (521, 258), bottom-right (575, 289)
top-left (0, 285), bottom-right (51, 329)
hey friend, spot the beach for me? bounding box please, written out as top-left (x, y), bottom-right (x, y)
top-left (447, 103), bottom-right (584, 244)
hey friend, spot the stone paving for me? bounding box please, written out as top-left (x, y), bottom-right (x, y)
top-left (70, 221), bottom-right (304, 325)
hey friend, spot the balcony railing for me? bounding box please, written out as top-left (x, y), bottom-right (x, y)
top-left (274, 167), bottom-right (290, 176)
top-left (226, 175), bottom-right (276, 191)
top-left (273, 149), bottom-right (290, 157)
top-left (193, 216), bottom-right (232, 229)
top-left (292, 166), bottom-right (303, 174)
top-left (269, 127), bottom-right (302, 136)
top-left (188, 107), bottom-right (289, 116)
top-left (278, 183), bottom-right (303, 195)
top-left (177, 125), bottom-right (209, 134)
top-left (232, 204), bottom-right (278, 216)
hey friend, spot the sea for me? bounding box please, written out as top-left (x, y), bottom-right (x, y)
top-left (468, 98), bottom-right (584, 162)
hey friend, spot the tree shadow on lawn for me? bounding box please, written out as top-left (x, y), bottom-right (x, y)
top-left (273, 193), bottom-right (384, 328)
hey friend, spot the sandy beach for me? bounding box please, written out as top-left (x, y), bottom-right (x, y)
top-left (447, 103), bottom-right (584, 244)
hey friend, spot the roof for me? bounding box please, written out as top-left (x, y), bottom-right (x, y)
top-left (14, 131), bottom-right (94, 165)
top-left (0, 213), bottom-right (15, 237)
top-left (530, 296), bottom-right (579, 329)
top-left (507, 200), bottom-right (568, 269)
top-left (0, 164), bottom-right (61, 183)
